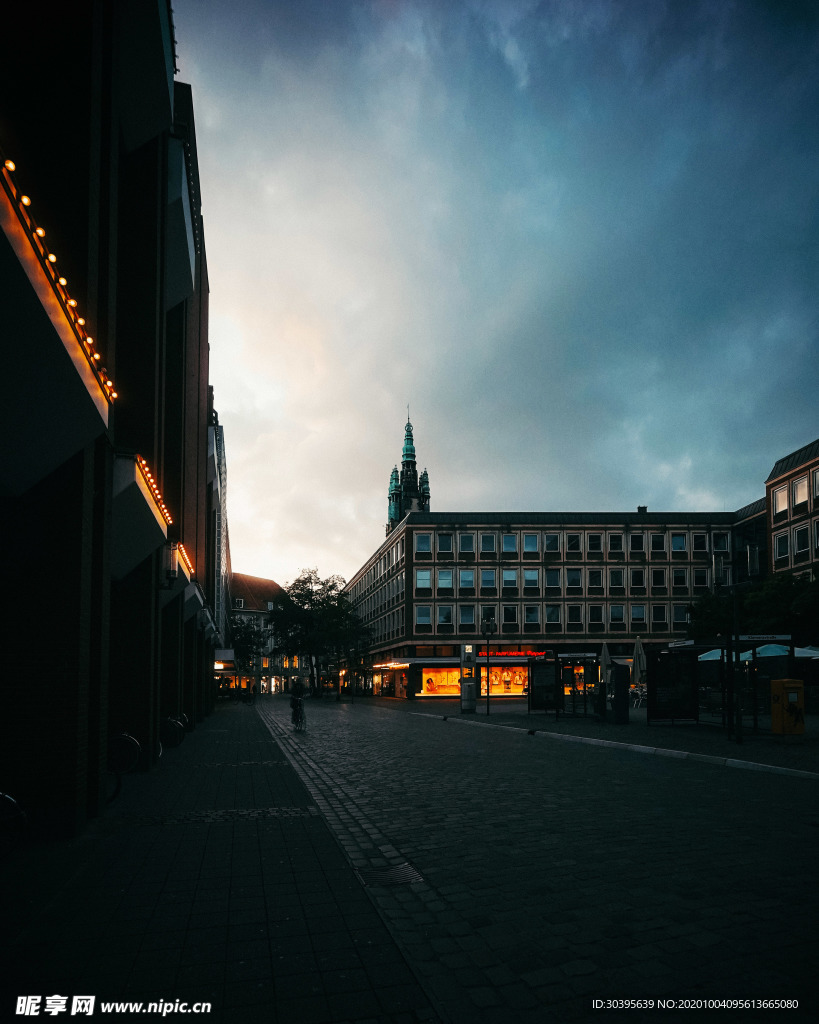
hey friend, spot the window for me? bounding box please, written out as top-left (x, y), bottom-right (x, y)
top-left (609, 533), bottom-right (623, 552)
top-left (416, 533), bottom-right (431, 553)
top-left (610, 605), bottom-right (624, 623)
top-left (545, 569), bottom-right (560, 588)
top-left (815, 470), bottom-right (819, 499)
top-left (438, 534), bottom-right (453, 553)
top-left (438, 569), bottom-right (453, 589)
top-left (437, 606), bottom-right (453, 626)
top-left (544, 533), bottom-right (560, 552)
top-left (588, 568), bottom-right (603, 588)
top-left (693, 568), bottom-right (708, 587)
top-left (416, 606), bottom-right (431, 625)
top-left (773, 486), bottom-right (787, 515)
top-left (651, 569), bottom-right (666, 587)
top-left (794, 526), bottom-right (809, 553)
top-left (523, 569), bottom-right (539, 588)
top-left (652, 605), bottom-right (667, 624)
top-left (567, 533), bottom-right (581, 552)
top-left (631, 605), bottom-right (646, 624)
top-left (545, 605), bottom-right (561, 623)
top-left (502, 605), bottom-right (517, 624)
top-left (234, 598), bottom-right (244, 609)
top-left (651, 533), bottom-right (665, 552)
top-left (672, 568), bottom-right (687, 587)
top-left (566, 569), bottom-right (582, 588)
top-left (460, 605), bottom-right (475, 625)
top-left (610, 568), bottom-right (624, 588)
top-left (567, 605), bottom-right (582, 623)
top-left (588, 533), bottom-right (602, 552)
top-left (793, 476), bottom-right (808, 506)
top-left (415, 569), bottom-right (431, 589)
top-left (459, 533), bottom-right (475, 553)
top-left (523, 534), bottom-right (538, 553)
top-left (459, 568), bottom-right (475, 588)
top-left (693, 533), bottom-right (708, 552)
top-left (524, 605), bottom-right (539, 624)
top-left (502, 569), bottom-right (518, 587)
top-left (630, 533), bottom-right (644, 552)
top-left (481, 568), bottom-right (496, 588)
top-left (502, 534), bottom-right (517, 553)
top-left (671, 533), bottom-right (686, 552)
top-left (713, 533), bottom-right (728, 552)
top-left (630, 568), bottom-right (645, 588)
top-left (775, 533), bottom-right (789, 559)
top-left (589, 605), bottom-right (603, 623)
top-left (673, 605), bottom-right (689, 625)
top-left (481, 533), bottom-right (495, 553)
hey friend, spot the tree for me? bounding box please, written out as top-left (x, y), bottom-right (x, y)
top-left (268, 569), bottom-right (371, 692)
top-left (229, 615), bottom-right (268, 674)
top-left (689, 573), bottom-right (819, 646)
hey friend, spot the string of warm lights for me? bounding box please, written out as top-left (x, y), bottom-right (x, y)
top-left (136, 455), bottom-right (173, 525)
top-left (1, 152), bottom-right (118, 402)
top-left (178, 542), bottom-right (195, 575)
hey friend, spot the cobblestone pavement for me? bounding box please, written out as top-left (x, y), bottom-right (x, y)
top-left (257, 695), bottom-right (818, 1023)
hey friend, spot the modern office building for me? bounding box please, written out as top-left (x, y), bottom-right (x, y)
top-left (766, 439), bottom-right (819, 580)
top-left (344, 426), bottom-right (816, 700)
top-left (1, 3), bottom-right (220, 833)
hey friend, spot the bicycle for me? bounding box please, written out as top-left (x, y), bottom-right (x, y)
top-left (292, 697), bottom-right (307, 732)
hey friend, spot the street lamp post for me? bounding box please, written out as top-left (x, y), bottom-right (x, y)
top-left (481, 617), bottom-right (497, 716)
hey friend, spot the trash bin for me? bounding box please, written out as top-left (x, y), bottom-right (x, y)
top-left (771, 679), bottom-right (805, 735)
top-left (460, 676), bottom-right (476, 713)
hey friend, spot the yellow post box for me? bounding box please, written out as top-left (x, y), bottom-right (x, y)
top-left (771, 679), bottom-right (805, 735)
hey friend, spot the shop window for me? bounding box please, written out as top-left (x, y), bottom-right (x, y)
top-left (460, 605), bottom-right (475, 625)
top-left (631, 605), bottom-right (646, 624)
top-left (588, 568), bottom-right (602, 588)
top-left (438, 534), bottom-right (453, 553)
top-left (502, 605), bottom-right (517, 624)
top-left (415, 569), bottom-right (431, 589)
top-left (793, 476), bottom-right (808, 507)
top-left (651, 569), bottom-right (666, 587)
top-left (672, 568), bottom-right (687, 587)
top-left (713, 533), bottom-right (729, 552)
top-left (671, 533), bottom-right (686, 552)
top-left (481, 568), bottom-right (496, 588)
top-left (567, 533), bottom-right (581, 552)
top-left (502, 569), bottom-right (518, 587)
top-left (545, 605), bottom-right (561, 623)
top-left (545, 568), bottom-right (560, 588)
top-left (693, 533), bottom-right (707, 552)
top-left (480, 533), bottom-right (496, 553)
top-left (774, 533), bottom-right (789, 559)
top-left (610, 568), bottom-right (624, 588)
top-left (524, 605), bottom-right (539, 624)
top-left (630, 534), bottom-right (644, 552)
top-left (523, 568), bottom-right (539, 587)
top-left (416, 606), bottom-right (431, 625)
top-left (438, 569), bottom-right (453, 589)
top-left (523, 533), bottom-right (538, 553)
top-left (652, 605), bottom-right (667, 624)
top-left (609, 533), bottom-right (623, 552)
top-left (588, 533), bottom-right (602, 552)
top-left (459, 568), bottom-right (475, 588)
top-left (651, 533), bottom-right (665, 552)
top-left (420, 668), bottom-right (462, 695)
top-left (416, 533), bottom-right (431, 553)
top-left (630, 568), bottom-right (645, 588)
top-left (437, 606), bottom-right (453, 625)
top-left (544, 533), bottom-right (560, 552)
top-left (502, 534), bottom-right (517, 553)
top-left (459, 533), bottom-right (475, 553)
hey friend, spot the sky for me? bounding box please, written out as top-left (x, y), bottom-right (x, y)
top-left (171, 0), bottom-right (819, 588)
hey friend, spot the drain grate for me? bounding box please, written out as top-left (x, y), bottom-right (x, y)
top-left (133, 806), bottom-right (318, 826)
top-left (355, 862), bottom-right (425, 887)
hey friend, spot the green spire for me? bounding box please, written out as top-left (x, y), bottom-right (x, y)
top-left (402, 418), bottom-right (416, 462)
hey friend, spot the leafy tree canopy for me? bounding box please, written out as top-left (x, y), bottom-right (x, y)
top-left (229, 614), bottom-right (267, 671)
top-left (689, 573), bottom-right (819, 645)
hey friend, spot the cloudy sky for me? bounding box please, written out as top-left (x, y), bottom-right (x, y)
top-left (172, 0), bottom-right (818, 587)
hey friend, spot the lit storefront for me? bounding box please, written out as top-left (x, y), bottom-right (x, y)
top-left (374, 649), bottom-right (549, 698)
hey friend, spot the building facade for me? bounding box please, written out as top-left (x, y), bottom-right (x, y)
top-left (766, 439), bottom-right (819, 580)
top-left (344, 428), bottom-right (816, 699)
top-left (1, 3), bottom-right (221, 833)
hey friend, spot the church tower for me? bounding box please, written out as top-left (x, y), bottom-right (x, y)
top-left (387, 418), bottom-right (430, 533)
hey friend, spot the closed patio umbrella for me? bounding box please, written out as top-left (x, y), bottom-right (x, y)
top-left (632, 637), bottom-right (647, 688)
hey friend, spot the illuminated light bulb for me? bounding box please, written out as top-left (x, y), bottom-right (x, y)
top-left (85, 336), bottom-right (93, 344)
top-left (4, 159), bottom-right (16, 171)
top-left (21, 195), bottom-right (30, 205)
top-left (36, 227), bottom-right (45, 237)
top-left (93, 353), bottom-right (100, 360)
top-left (47, 253), bottom-right (56, 263)
top-left (68, 299), bottom-right (77, 307)
top-left (111, 391), bottom-right (118, 399)
top-left (59, 277), bottom-right (67, 286)
top-left (77, 318), bottom-right (85, 325)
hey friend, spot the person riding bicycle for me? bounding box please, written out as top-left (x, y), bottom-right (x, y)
top-left (290, 681), bottom-right (305, 724)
